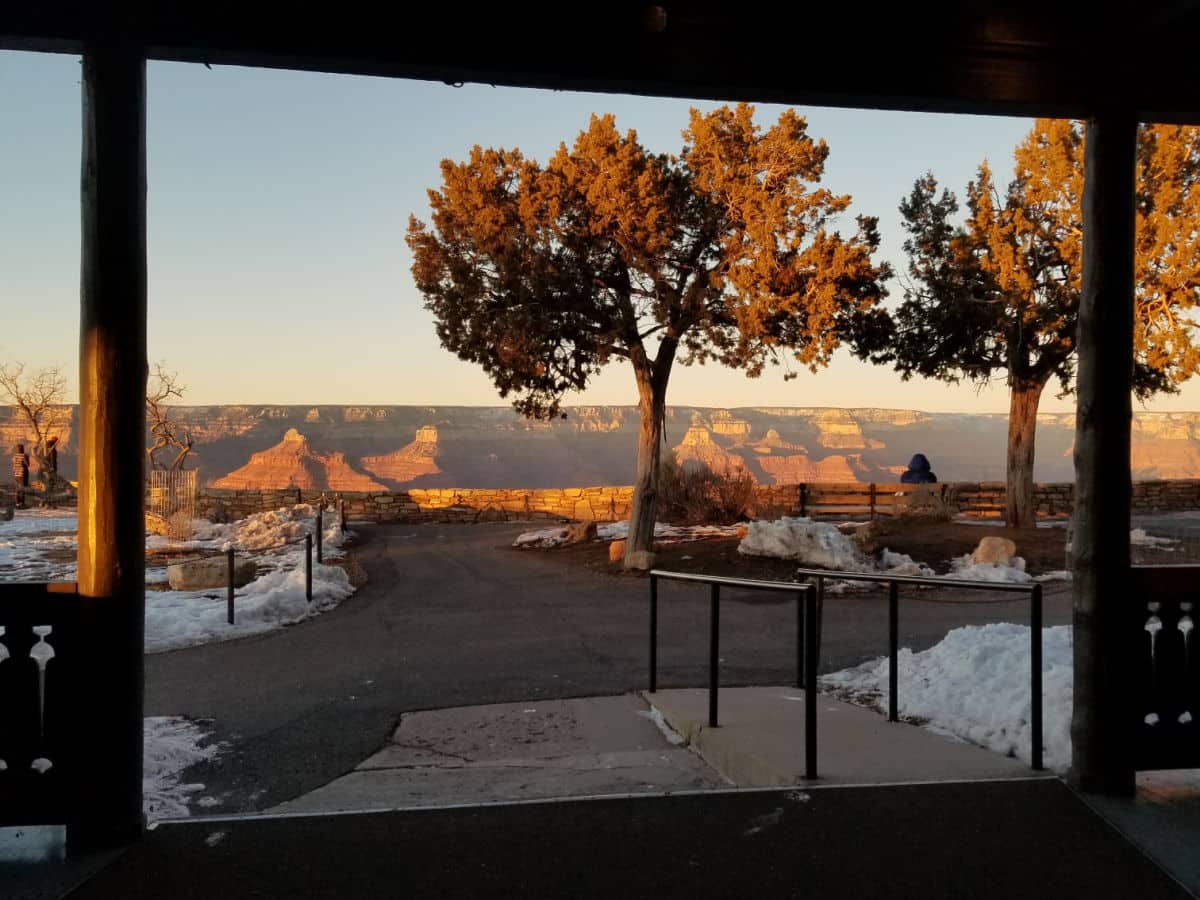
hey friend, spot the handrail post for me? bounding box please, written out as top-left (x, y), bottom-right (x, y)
top-left (1031, 583), bottom-right (1044, 771)
top-left (315, 507), bottom-right (323, 564)
top-left (889, 580), bottom-right (899, 722)
top-left (805, 587), bottom-right (819, 779)
top-left (649, 573), bottom-right (658, 693)
top-left (226, 547), bottom-right (235, 625)
top-left (795, 588), bottom-right (804, 689)
top-left (305, 533), bottom-right (313, 603)
top-left (709, 582), bottom-right (720, 727)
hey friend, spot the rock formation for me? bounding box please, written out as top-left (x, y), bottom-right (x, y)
top-left (672, 426), bottom-right (746, 474)
top-left (213, 428), bottom-right (386, 491)
top-left (361, 426), bottom-right (443, 486)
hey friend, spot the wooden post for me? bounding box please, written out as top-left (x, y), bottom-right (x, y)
top-left (869, 483), bottom-right (877, 520)
top-left (75, 43), bottom-right (147, 847)
top-left (1071, 111), bottom-right (1136, 795)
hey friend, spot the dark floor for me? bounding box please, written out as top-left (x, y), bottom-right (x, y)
top-left (61, 780), bottom-right (1192, 900)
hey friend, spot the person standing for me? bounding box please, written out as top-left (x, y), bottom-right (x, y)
top-left (44, 436), bottom-right (59, 504)
top-left (12, 442), bottom-right (29, 508)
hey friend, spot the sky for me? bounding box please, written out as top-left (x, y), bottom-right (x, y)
top-left (3, 49), bottom-right (1198, 414)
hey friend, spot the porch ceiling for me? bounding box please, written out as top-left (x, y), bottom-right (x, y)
top-left (3, 3), bottom-right (1200, 123)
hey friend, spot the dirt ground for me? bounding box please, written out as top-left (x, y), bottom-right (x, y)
top-left (549, 516), bottom-right (1190, 582)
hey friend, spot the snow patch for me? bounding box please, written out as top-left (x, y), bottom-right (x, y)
top-left (738, 517), bottom-right (872, 571)
top-left (143, 716), bottom-right (222, 820)
top-left (823, 623), bottom-right (1073, 771)
top-left (2, 505), bottom-right (355, 653)
top-left (946, 554), bottom-right (1033, 584)
top-left (1130, 528), bottom-right (1179, 549)
top-left (638, 706), bottom-right (686, 746)
top-left (513, 520), bottom-right (742, 548)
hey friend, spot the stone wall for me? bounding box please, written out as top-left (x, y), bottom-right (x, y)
top-left (197, 486), bottom-right (634, 524)
top-left (193, 478), bottom-right (1200, 524)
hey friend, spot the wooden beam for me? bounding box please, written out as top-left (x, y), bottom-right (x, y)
top-left (75, 42), bottom-right (147, 846)
top-left (1070, 111), bottom-right (1137, 795)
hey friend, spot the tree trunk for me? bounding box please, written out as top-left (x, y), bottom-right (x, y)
top-left (625, 367), bottom-right (666, 570)
top-left (1004, 379), bottom-right (1046, 528)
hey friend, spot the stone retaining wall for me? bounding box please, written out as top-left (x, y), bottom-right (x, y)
top-left (197, 486), bottom-right (635, 524)
top-left (194, 478), bottom-right (1200, 524)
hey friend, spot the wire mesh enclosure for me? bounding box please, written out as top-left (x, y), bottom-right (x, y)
top-left (147, 469), bottom-right (197, 538)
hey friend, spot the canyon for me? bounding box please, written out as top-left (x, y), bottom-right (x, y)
top-left (5, 404), bottom-right (1200, 491)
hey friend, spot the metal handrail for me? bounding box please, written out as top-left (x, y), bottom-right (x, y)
top-left (650, 566), bottom-right (1046, 777)
top-left (791, 567), bottom-right (1044, 771)
top-left (649, 570), bottom-right (820, 778)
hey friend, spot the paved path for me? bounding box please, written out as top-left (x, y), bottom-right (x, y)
top-left (145, 522), bottom-right (1070, 812)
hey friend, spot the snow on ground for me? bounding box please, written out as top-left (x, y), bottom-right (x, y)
top-left (946, 554), bottom-right (1033, 584)
top-left (1, 505), bottom-right (355, 653)
top-left (1130, 528), bottom-right (1179, 549)
top-left (145, 560), bottom-right (353, 653)
top-left (0, 509), bottom-right (79, 581)
top-left (143, 716), bottom-right (222, 820)
top-left (513, 520), bottom-right (743, 548)
top-left (738, 517), bottom-right (873, 571)
top-left (823, 623), bottom-right (1073, 771)
top-left (738, 516), bottom-right (1034, 584)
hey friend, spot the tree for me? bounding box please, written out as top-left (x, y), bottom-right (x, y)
top-left (870, 119), bottom-right (1200, 527)
top-left (145, 363), bottom-right (194, 471)
top-left (0, 362), bottom-right (70, 486)
top-left (407, 104), bottom-right (890, 566)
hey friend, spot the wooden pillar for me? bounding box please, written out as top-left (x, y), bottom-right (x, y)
top-left (1070, 111), bottom-right (1137, 794)
top-left (74, 43), bottom-right (147, 846)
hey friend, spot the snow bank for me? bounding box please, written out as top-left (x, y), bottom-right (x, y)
top-left (738, 517), bottom-right (873, 571)
top-left (2, 505), bottom-right (356, 653)
top-left (145, 561), bottom-right (353, 653)
top-left (823, 623), bottom-right (1073, 771)
top-left (146, 504), bottom-right (354, 652)
top-left (1130, 528), bottom-right (1178, 549)
top-left (143, 716), bottom-right (222, 820)
top-left (0, 509), bottom-right (79, 581)
top-left (946, 554), bottom-right (1033, 584)
top-left (513, 520), bottom-right (742, 548)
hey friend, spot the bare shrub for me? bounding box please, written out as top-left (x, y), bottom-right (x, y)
top-left (166, 511), bottom-right (195, 542)
top-left (658, 457), bottom-right (756, 525)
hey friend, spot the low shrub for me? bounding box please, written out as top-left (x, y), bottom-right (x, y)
top-left (657, 456), bottom-right (756, 525)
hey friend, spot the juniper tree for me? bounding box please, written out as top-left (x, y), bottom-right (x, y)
top-left (874, 120), bottom-right (1200, 527)
top-left (408, 104), bottom-right (889, 566)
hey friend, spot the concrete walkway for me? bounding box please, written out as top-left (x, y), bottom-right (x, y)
top-left (272, 686), bottom-right (1032, 817)
top-left (271, 694), bottom-right (722, 814)
top-left (645, 686), bottom-right (1033, 786)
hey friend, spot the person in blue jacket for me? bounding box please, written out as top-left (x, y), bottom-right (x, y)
top-left (900, 452), bottom-right (937, 484)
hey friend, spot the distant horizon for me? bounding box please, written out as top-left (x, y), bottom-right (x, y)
top-left (9, 400), bottom-right (1200, 417)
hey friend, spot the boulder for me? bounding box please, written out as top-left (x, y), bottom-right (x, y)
top-left (563, 521), bottom-right (598, 544)
top-left (972, 536), bottom-right (1017, 566)
top-left (168, 556), bottom-right (258, 591)
top-left (608, 539), bottom-right (627, 562)
top-left (735, 525), bottom-right (749, 540)
top-left (0, 507), bottom-right (13, 522)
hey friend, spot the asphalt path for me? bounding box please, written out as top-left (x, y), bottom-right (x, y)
top-left (145, 522), bottom-right (1071, 813)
